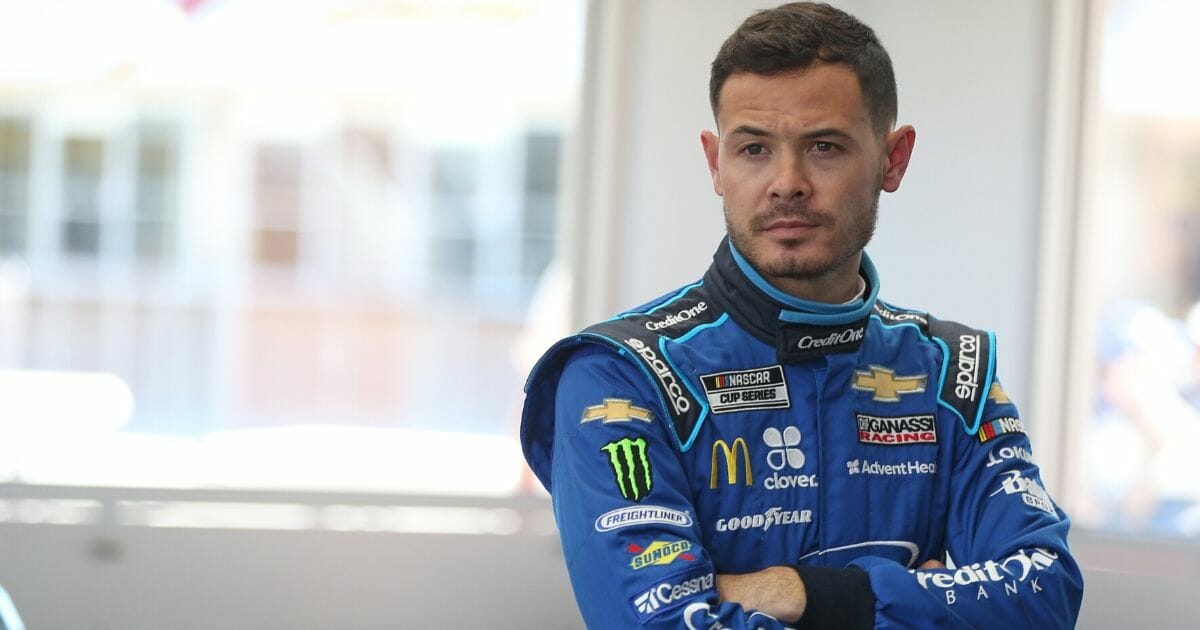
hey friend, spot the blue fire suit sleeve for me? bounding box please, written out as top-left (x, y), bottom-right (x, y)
top-left (551, 345), bottom-right (794, 629)
top-left (849, 378), bottom-right (1084, 628)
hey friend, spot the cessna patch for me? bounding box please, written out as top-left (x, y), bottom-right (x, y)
top-left (856, 413), bottom-right (938, 446)
top-left (700, 365), bottom-right (790, 414)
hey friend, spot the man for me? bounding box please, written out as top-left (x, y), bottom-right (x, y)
top-left (520, 3), bottom-right (1083, 628)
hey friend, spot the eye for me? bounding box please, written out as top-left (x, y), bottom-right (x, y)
top-left (742, 143), bottom-right (766, 156)
top-left (813, 141), bottom-right (836, 153)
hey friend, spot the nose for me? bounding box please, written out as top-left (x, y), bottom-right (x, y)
top-left (768, 151), bottom-right (811, 200)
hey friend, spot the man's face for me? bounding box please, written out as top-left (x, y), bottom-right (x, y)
top-left (701, 62), bottom-right (914, 301)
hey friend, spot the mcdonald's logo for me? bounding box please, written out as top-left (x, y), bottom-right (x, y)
top-left (710, 437), bottom-right (753, 489)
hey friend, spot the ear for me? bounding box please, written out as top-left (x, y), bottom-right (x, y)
top-left (881, 125), bottom-right (916, 193)
top-left (700, 130), bottom-right (723, 196)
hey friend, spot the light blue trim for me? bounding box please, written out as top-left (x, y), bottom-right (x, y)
top-left (675, 312), bottom-right (729, 344)
top-left (726, 239), bottom-right (881, 325)
top-left (929, 330), bottom-right (998, 436)
top-left (658, 335), bottom-right (711, 453)
top-left (930, 336), bottom-right (967, 428)
top-left (643, 280), bottom-right (704, 315)
top-left (974, 330), bottom-right (999, 434)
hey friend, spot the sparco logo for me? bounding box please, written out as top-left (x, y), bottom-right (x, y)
top-left (634, 572), bottom-right (715, 617)
top-left (595, 506), bottom-right (693, 532)
top-left (645, 302), bottom-right (708, 331)
top-left (626, 338), bottom-right (691, 414)
top-left (797, 327), bottom-right (864, 350)
top-left (715, 507), bottom-right (812, 532)
top-left (955, 334), bottom-right (982, 401)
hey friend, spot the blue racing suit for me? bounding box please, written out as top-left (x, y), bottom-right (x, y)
top-left (521, 239), bottom-right (1083, 629)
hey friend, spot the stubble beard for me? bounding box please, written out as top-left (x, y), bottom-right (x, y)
top-left (725, 188), bottom-right (880, 282)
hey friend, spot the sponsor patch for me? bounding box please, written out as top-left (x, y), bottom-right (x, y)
top-left (763, 426), bottom-right (818, 491)
top-left (985, 445), bottom-right (1035, 468)
top-left (977, 416), bottom-right (1025, 443)
top-left (632, 568), bottom-right (715, 622)
top-left (715, 506), bottom-right (813, 532)
top-left (581, 398), bottom-right (653, 424)
top-left (856, 413), bottom-right (938, 446)
top-left (594, 505), bottom-right (693, 532)
top-left (990, 469), bottom-right (1057, 517)
top-left (852, 366), bottom-right (927, 402)
top-left (709, 437), bottom-right (753, 489)
top-left (846, 458), bottom-right (936, 476)
top-left (700, 365), bottom-right (790, 413)
top-left (602, 436), bottom-right (653, 502)
top-left (627, 539), bottom-right (695, 570)
top-left (912, 547), bottom-right (1059, 604)
top-left (778, 319), bottom-right (868, 362)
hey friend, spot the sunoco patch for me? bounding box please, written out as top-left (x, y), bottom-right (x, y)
top-left (700, 365), bottom-right (790, 414)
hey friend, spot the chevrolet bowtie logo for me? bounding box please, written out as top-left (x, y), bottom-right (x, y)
top-left (988, 382), bottom-right (1011, 405)
top-left (852, 366), bottom-right (927, 402)
top-left (581, 399), bottom-right (654, 424)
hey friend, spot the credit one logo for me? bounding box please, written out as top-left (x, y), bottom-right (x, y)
top-left (709, 438), bottom-right (752, 489)
top-left (797, 326), bottom-right (864, 350)
top-left (595, 506), bottom-right (693, 532)
top-left (913, 547), bottom-right (1058, 589)
top-left (644, 302), bottom-right (708, 332)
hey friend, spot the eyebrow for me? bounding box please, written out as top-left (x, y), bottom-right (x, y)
top-left (727, 125), bottom-right (855, 142)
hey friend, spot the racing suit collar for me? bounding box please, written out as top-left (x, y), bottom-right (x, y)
top-left (705, 238), bottom-right (880, 362)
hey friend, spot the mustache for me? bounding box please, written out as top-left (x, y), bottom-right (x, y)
top-left (750, 202), bottom-right (831, 230)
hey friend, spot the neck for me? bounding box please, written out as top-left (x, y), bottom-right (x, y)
top-left (728, 243), bottom-right (865, 306)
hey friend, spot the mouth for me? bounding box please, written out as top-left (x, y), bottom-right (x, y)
top-left (762, 218), bottom-right (819, 238)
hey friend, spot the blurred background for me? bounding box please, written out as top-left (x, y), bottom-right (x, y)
top-left (0, 0), bottom-right (1196, 627)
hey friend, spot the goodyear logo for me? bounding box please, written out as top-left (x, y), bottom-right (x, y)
top-left (602, 436), bottom-right (653, 502)
top-left (627, 539), bottom-right (694, 570)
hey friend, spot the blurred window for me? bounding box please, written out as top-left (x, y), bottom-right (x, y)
top-left (1073, 0), bottom-right (1200, 538)
top-left (0, 0), bottom-right (582, 496)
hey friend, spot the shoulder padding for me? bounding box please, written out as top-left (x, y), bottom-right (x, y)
top-left (927, 317), bottom-right (997, 436)
top-left (520, 283), bottom-right (722, 490)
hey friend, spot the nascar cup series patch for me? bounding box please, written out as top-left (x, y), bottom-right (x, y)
top-left (700, 365), bottom-right (790, 414)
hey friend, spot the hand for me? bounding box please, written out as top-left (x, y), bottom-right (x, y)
top-left (717, 566), bottom-right (807, 622)
top-left (919, 559), bottom-right (946, 570)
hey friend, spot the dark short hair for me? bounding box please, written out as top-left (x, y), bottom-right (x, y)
top-left (709, 2), bottom-right (897, 134)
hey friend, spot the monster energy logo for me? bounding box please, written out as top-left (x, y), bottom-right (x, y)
top-left (602, 436), bottom-right (653, 502)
